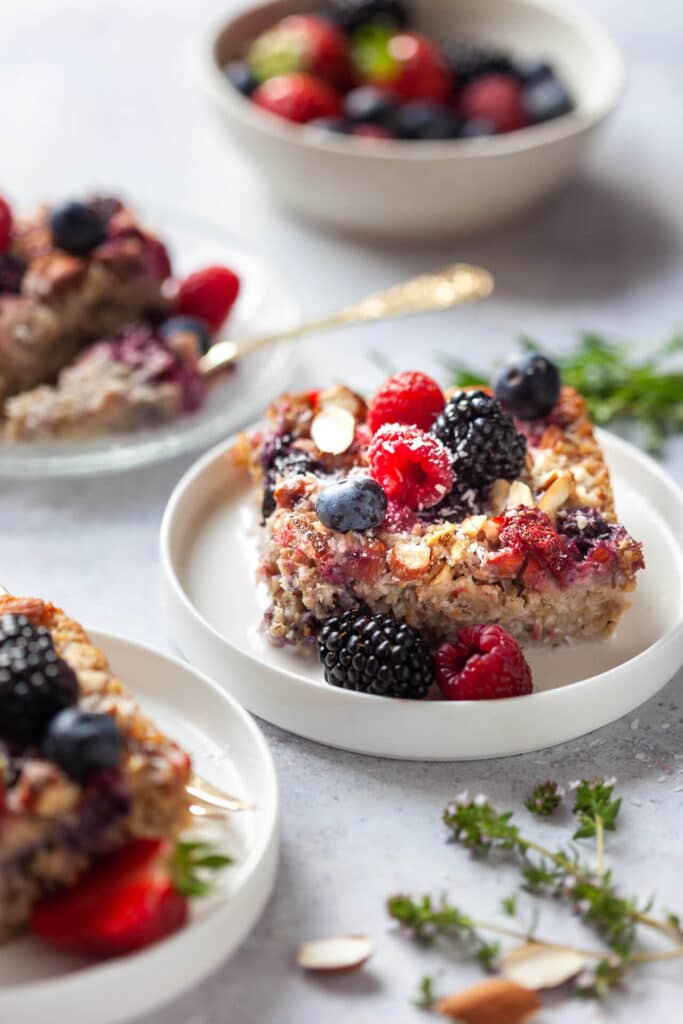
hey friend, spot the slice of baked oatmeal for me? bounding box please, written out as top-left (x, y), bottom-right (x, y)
top-left (236, 370), bottom-right (644, 651)
top-left (0, 595), bottom-right (190, 942)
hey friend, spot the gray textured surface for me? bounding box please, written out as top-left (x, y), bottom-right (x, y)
top-left (1, 0), bottom-right (682, 1020)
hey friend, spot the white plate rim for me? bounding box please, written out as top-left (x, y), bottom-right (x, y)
top-left (159, 428), bottom-right (683, 759)
top-left (0, 629), bottom-right (279, 1023)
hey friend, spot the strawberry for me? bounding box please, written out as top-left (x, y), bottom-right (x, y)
top-left (177, 265), bottom-right (240, 332)
top-left (31, 839), bottom-right (188, 958)
top-left (460, 73), bottom-right (529, 133)
top-left (0, 197), bottom-right (13, 253)
top-left (249, 15), bottom-right (352, 91)
top-left (253, 72), bottom-right (343, 124)
top-left (353, 28), bottom-right (450, 102)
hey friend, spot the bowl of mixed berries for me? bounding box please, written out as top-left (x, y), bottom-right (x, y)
top-left (201, 0), bottom-right (623, 238)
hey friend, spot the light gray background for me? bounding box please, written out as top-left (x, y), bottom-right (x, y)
top-left (1, 1), bottom-right (682, 1020)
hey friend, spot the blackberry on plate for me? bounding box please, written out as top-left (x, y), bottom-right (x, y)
top-left (494, 352), bottom-right (561, 419)
top-left (442, 37), bottom-right (509, 85)
top-left (42, 708), bottom-right (123, 784)
top-left (325, 0), bottom-right (409, 33)
top-left (317, 610), bottom-right (434, 698)
top-left (430, 389), bottom-right (527, 498)
top-left (261, 434), bottom-right (318, 520)
top-left (0, 615), bottom-right (79, 748)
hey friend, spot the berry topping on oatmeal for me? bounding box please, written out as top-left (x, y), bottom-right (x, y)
top-left (367, 370), bottom-right (445, 433)
top-left (42, 708), bottom-right (123, 784)
top-left (49, 200), bottom-right (107, 256)
top-left (176, 265), bottom-right (241, 332)
top-left (317, 609), bottom-right (434, 698)
top-left (495, 506), bottom-right (575, 582)
top-left (0, 197), bottom-right (13, 253)
top-left (435, 624), bottom-right (533, 700)
top-left (494, 352), bottom-right (561, 419)
top-left (316, 476), bottom-right (387, 532)
top-left (368, 422), bottom-right (453, 510)
top-left (430, 389), bottom-right (526, 509)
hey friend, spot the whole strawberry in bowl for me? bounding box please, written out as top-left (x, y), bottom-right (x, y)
top-left (202, 0), bottom-right (624, 238)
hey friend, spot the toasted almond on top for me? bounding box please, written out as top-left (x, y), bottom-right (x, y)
top-left (296, 934), bottom-right (375, 973)
top-left (436, 977), bottom-right (541, 1024)
top-left (506, 480), bottom-right (534, 509)
top-left (501, 943), bottom-right (588, 991)
top-left (388, 540), bottom-right (432, 580)
top-left (316, 384), bottom-right (367, 421)
top-left (311, 406), bottom-right (356, 455)
top-left (538, 472), bottom-right (573, 515)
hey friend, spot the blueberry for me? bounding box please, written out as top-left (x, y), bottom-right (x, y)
top-left (344, 87), bottom-right (398, 127)
top-left (392, 101), bottom-right (459, 140)
top-left (316, 477), bottom-right (387, 532)
top-left (224, 60), bottom-right (258, 96)
top-left (160, 315), bottom-right (212, 353)
top-left (494, 353), bottom-right (561, 419)
top-left (308, 116), bottom-right (352, 134)
top-left (42, 707), bottom-right (123, 784)
top-left (49, 201), bottom-right (107, 256)
top-left (510, 57), bottom-right (553, 86)
top-left (459, 117), bottom-right (498, 138)
top-left (523, 77), bottom-right (573, 123)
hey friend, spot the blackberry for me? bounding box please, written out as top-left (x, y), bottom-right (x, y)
top-left (317, 610), bottom-right (434, 699)
top-left (0, 254), bottom-right (26, 294)
top-left (0, 615), bottom-right (79, 748)
top-left (556, 507), bottom-right (612, 556)
top-left (325, 0), bottom-right (409, 33)
top-left (442, 37), bottom-right (509, 85)
top-left (261, 434), bottom-right (317, 520)
top-left (430, 390), bottom-right (527, 503)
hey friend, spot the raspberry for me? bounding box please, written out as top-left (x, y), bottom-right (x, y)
top-left (460, 73), bottom-right (529, 133)
top-left (177, 265), bottom-right (240, 332)
top-left (496, 506), bottom-right (574, 581)
top-left (382, 498), bottom-right (418, 532)
top-left (368, 423), bottom-right (453, 510)
top-left (435, 624), bottom-right (532, 700)
top-left (367, 371), bottom-right (445, 434)
top-left (0, 197), bottom-right (12, 253)
top-left (253, 72), bottom-right (343, 123)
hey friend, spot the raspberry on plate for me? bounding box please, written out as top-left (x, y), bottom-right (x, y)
top-left (253, 72), bottom-right (343, 123)
top-left (367, 370), bottom-right (445, 434)
top-left (460, 73), bottom-right (529, 133)
top-left (368, 422), bottom-right (453, 510)
top-left (435, 624), bottom-right (533, 700)
top-left (177, 265), bottom-right (240, 332)
top-left (248, 14), bottom-right (352, 91)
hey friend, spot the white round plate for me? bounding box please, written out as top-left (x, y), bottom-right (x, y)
top-left (0, 631), bottom-right (278, 1024)
top-left (160, 429), bottom-right (683, 760)
top-left (0, 211), bottom-right (299, 477)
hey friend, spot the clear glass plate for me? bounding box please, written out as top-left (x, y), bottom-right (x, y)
top-left (0, 211), bottom-right (300, 477)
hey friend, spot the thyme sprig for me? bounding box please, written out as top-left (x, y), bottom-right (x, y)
top-left (389, 782), bottom-right (683, 1005)
top-left (444, 331), bottom-right (683, 453)
top-left (171, 841), bottom-right (232, 897)
top-left (525, 780), bottom-right (565, 817)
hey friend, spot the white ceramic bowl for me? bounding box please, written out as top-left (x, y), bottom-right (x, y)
top-left (199, 0), bottom-right (624, 239)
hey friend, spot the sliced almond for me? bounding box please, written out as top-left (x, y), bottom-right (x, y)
top-left (506, 480), bottom-right (534, 509)
top-left (316, 384), bottom-right (366, 421)
top-left (311, 407), bottom-right (356, 455)
top-left (501, 943), bottom-right (588, 991)
top-left (436, 978), bottom-right (541, 1024)
top-left (538, 473), bottom-right (573, 515)
top-left (296, 934), bottom-right (375, 973)
top-left (388, 540), bottom-right (431, 579)
top-left (490, 479), bottom-right (511, 514)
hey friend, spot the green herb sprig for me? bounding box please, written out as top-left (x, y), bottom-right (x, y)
top-left (445, 332), bottom-right (683, 453)
top-left (172, 841), bottom-right (232, 898)
top-left (388, 782), bottom-right (683, 1005)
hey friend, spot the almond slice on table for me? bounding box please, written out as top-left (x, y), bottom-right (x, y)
top-left (296, 934), bottom-right (375, 973)
top-left (311, 406), bottom-right (356, 455)
top-left (436, 977), bottom-right (541, 1024)
top-left (501, 942), bottom-right (588, 990)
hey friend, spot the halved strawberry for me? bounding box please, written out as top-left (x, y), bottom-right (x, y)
top-left (249, 15), bottom-right (352, 92)
top-left (353, 28), bottom-right (450, 102)
top-left (253, 72), bottom-right (343, 124)
top-left (177, 265), bottom-right (241, 332)
top-left (30, 839), bottom-right (188, 958)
